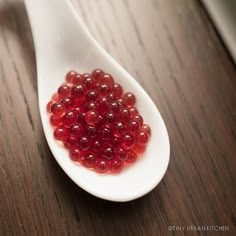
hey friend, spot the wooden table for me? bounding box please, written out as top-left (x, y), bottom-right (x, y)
top-left (0, 0), bottom-right (235, 235)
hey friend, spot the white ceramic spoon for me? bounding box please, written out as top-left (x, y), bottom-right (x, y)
top-left (25, 0), bottom-right (170, 202)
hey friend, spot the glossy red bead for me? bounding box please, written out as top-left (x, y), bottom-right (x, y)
top-left (73, 74), bottom-right (83, 85)
top-left (83, 153), bottom-right (96, 168)
top-left (85, 101), bottom-right (97, 111)
top-left (69, 147), bottom-right (82, 162)
top-left (51, 102), bottom-right (66, 116)
top-left (98, 84), bottom-right (110, 96)
top-left (100, 126), bottom-right (112, 141)
top-left (51, 93), bottom-right (59, 101)
top-left (112, 83), bottom-right (123, 98)
top-left (95, 159), bottom-right (109, 174)
top-left (46, 101), bottom-right (53, 113)
top-left (126, 150), bottom-right (137, 163)
top-left (85, 125), bottom-right (97, 138)
top-left (128, 120), bottom-right (139, 134)
top-left (136, 131), bottom-right (149, 145)
top-left (58, 84), bottom-right (70, 97)
top-left (50, 115), bottom-right (63, 126)
top-left (122, 92), bottom-right (136, 107)
top-left (121, 133), bottom-right (134, 150)
top-left (70, 123), bottom-right (84, 137)
top-left (141, 124), bottom-right (151, 136)
top-left (133, 115), bottom-right (143, 127)
top-left (96, 97), bottom-right (109, 114)
top-left (116, 147), bottom-right (128, 161)
top-left (64, 136), bottom-right (77, 149)
top-left (120, 108), bottom-right (130, 123)
top-left (66, 71), bottom-right (77, 84)
top-left (63, 110), bottom-right (78, 127)
top-left (71, 85), bottom-right (85, 98)
top-left (110, 159), bottom-right (123, 173)
top-left (54, 126), bottom-right (69, 141)
top-left (100, 73), bottom-right (114, 88)
top-left (91, 140), bottom-right (102, 153)
top-left (109, 101), bottom-right (122, 114)
top-left (101, 147), bottom-right (114, 160)
top-left (86, 91), bottom-right (98, 101)
top-left (133, 143), bottom-right (146, 154)
top-left (91, 68), bottom-right (104, 80)
top-left (113, 121), bottom-right (125, 137)
top-left (85, 110), bottom-right (99, 125)
top-left (60, 97), bottom-right (74, 110)
top-left (77, 136), bottom-right (90, 151)
top-left (104, 111), bottom-right (115, 126)
top-left (129, 107), bottom-right (138, 117)
top-left (83, 76), bottom-right (96, 90)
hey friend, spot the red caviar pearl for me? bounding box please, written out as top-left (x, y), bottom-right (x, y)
top-left (70, 123), bottom-right (84, 137)
top-left (116, 147), bottom-right (128, 161)
top-left (133, 115), bottom-right (143, 127)
top-left (58, 84), bottom-right (70, 97)
top-left (128, 120), bottom-right (139, 134)
top-left (98, 84), bottom-right (110, 96)
top-left (121, 133), bottom-right (134, 150)
top-left (54, 126), bottom-right (69, 141)
top-left (102, 147), bottom-right (114, 160)
top-left (69, 147), bottom-right (82, 162)
top-left (100, 73), bottom-right (114, 88)
top-left (63, 110), bottom-right (78, 127)
top-left (97, 97), bottom-right (109, 114)
top-left (133, 143), bottom-right (146, 154)
top-left (122, 92), bottom-right (136, 107)
top-left (46, 101), bottom-right (53, 113)
top-left (126, 150), bottom-right (137, 163)
top-left (83, 153), bottom-right (96, 168)
top-left (113, 121), bottom-right (125, 137)
top-left (100, 126), bottom-right (112, 141)
top-left (66, 71), bottom-right (77, 83)
top-left (95, 159), bottom-right (109, 174)
top-left (104, 111), bottom-right (115, 126)
top-left (64, 136), bottom-right (77, 149)
top-left (136, 131), bottom-right (149, 145)
top-left (92, 69), bottom-right (104, 80)
top-left (60, 97), bottom-right (74, 110)
top-left (50, 115), bottom-right (63, 126)
top-left (85, 110), bottom-right (99, 125)
top-left (129, 107), bottom-right (138, 117)
top-left (51, 102), bottom-right (66, 116)
top-left (91, 140), bottom-right (102, 153)
top-left (86, 91), bottom-right (98, 101)
top-left (85, 125), bottom-right (97, 138)
top-left (141, 124), bottom-right (151, 136)
top-left (110, 159), bottom-right (123, 173)
top-left (73, 74), bottom-right (83, 85)
top-left (112, 83), bottom-right (123, 98)
top-left (77, 136), bottom-right (90, 151)
top-left (83, 76), bottom-right (96, 90)
top-left (120, 108), bottom-right (130, 123)
top-left (51, 93), bottom-right (59, 101)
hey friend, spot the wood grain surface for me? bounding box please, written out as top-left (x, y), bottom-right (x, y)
top-left (0, 0), bottom-right (235, 235)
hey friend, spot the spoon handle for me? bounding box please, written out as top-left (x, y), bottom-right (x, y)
top-left (24, 0), bottom-right (94, 66)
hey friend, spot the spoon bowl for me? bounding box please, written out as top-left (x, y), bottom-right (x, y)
top-left (25, 0), bottom-right (170, 202)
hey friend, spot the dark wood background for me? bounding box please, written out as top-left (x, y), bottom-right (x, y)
top-left (0, 0), bottom-right (235, 235)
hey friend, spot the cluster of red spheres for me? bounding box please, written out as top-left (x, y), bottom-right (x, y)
top-left (46, 69), bottom-right (151, 174)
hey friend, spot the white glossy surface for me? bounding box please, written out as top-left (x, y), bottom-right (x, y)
top-left (24, 0), bottom-right (170, 202)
